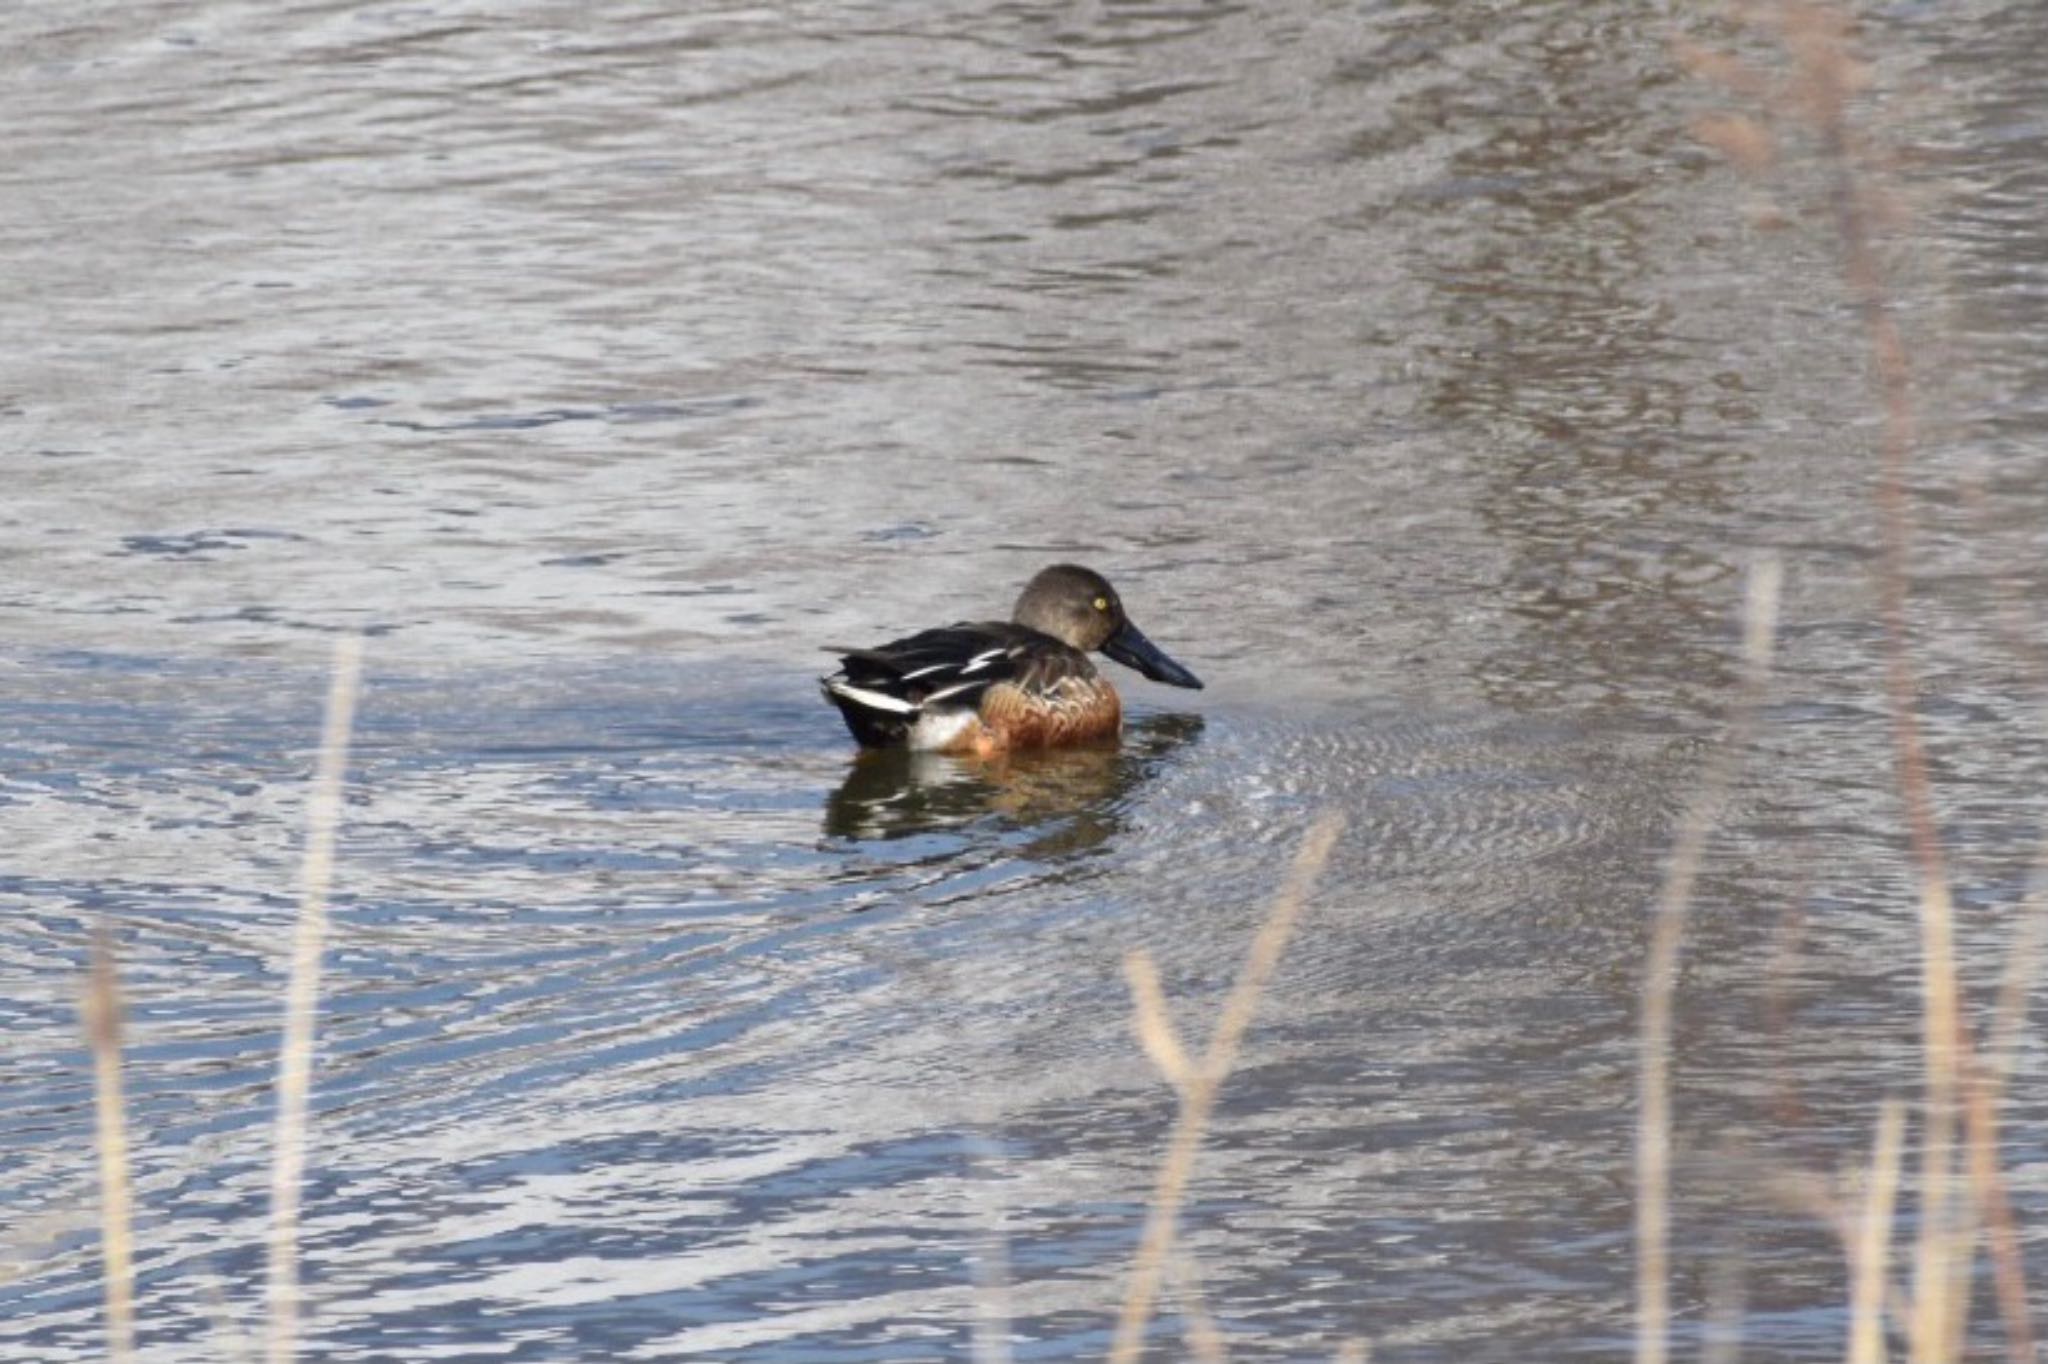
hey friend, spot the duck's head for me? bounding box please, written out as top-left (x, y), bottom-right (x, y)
top-left (1011, 564), bottom-right (1204, 689)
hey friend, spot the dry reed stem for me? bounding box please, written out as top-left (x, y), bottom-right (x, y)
top-left (264, 635), bottom-right (365, 1364)
top-left (1693, 6), bottom-right (2042, 1356)
top-left (1124, 951), bottom-right (1194, 1093)
top-left (1166, 1248), bottom-right (1228, 1364)
top-left (1109, 813), bottom-right (1344, 1364)
top-left (1701, 1247), bottom-right (1746, 1364)
top-left (1985, 861), bottom-right (2048, 1088)
top-left (1754, 1157), bottom-right (1915, 1340)
top-left (1961, 1064), bottom-right (2035, 1364)
top-left (1779, 13), bottom-right (1983, 1357)
top-left (1957, 472), bottom-right (2048, 694)
top-left (1960, 813), bottom-right (2048, 1364)
top-left (1952, 479), bottom-right (2048, 1364)
top-left (968, 1228), bottom-right (1012, 1364)
top-left (966, 1131), bottom-right (1015, 1364)
top-left (83, 928), bottom-right (136, 1364)
top-left (1635, 556), bottom-right (1781, 1364)
top-left (1947, 866), bottom-right (2045, 1362)
top-left (1848, 1099), bottom-right (1906, 1364)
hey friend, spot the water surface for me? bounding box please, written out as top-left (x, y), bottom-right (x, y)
top-left (5, 1), bottom-right (2048, 1359)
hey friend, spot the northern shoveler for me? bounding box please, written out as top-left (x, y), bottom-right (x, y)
top-left (821, 564), bottom-right (1203, 754)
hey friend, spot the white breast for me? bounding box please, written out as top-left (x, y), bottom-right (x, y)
top-left (907, 708), bottom-right (977, 752)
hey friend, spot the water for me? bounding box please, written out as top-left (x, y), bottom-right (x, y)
top-left (5, 1), bottom-right (2048, 1359)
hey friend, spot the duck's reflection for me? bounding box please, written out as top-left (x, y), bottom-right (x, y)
top-left (822, 712), bottom-right (1204, 851)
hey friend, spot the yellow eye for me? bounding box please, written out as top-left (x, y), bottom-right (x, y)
top-left (1093, 596), bottom-right (1109, 611)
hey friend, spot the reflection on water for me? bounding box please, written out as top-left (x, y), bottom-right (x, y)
top-left (4, 0), bottom-right (2048, 1360)
top-left (822, 712), bottom-right (1203, 848)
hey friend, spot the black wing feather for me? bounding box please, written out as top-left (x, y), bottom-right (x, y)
top-left (820, 621), bottom-right (1091, 747)
top-left (832, 622), bottom-right (1029, 702)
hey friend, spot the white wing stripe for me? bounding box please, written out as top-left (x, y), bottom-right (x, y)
top-left (827, 682), bottom-right (917, 715)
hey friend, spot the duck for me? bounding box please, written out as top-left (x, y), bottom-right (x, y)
top-left (821, 564), bottom-right (1203, 754)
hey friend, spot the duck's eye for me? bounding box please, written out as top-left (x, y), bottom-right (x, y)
top-left (1093, 596), bottom-right (1109, 612)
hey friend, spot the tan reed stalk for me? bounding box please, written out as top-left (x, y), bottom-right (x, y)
top-left (965, 1127), bottom-right (1018, 1364)
top-left (967, 1182), bottom-right (1013, 1364)
top-left (968, 1230), bottom-right (1013, 1364)
top-left (1985, 856), bottom-right (2048, 1086)
top-left (1925, 888), bottom-right (2040, 1359)
top-left (1758, 8), bottom-right (1973, 1350)
top-left (1166, 1248), bottom-right (1227, 1364)
top-left (1959, 1066), bottom-right (2033, 1363)
top-left (1787, 9), bottom-right (2007, 1350)
top-left (1952, 452), bottom-right (2048, 1364)
top-left (1635, 557), bottom-right (1781, 1364)
top-left (1960, 836), bottom-right (2048, 1364)
top-left (1754, 1161), bottom-right (1906, 1334)
top-left (83, 928), bottom-right (136, 1364)
top-left (1701, 1248), bottom-right (1747, 1364)
top-left (1686, 7), bottom-right (2041, 1355)
top-left (1848, 1100), bottom-right (1906, 1364)
top-left (1108, 813), bottom-right (1344, 1364)
top-left (264, 635), bottom-right (365, 1364)
top-left (1958, 369), bottom-right (2048, 1363)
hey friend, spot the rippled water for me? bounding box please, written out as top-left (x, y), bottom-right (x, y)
top-left (6, 1), bottom-right (2048, 1359)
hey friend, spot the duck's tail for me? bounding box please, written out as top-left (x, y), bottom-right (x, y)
top-left (820, 674), bottom-right (920, 747)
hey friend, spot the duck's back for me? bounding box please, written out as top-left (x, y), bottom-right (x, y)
top-left (821, 621), bottom-right (1102, 750)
